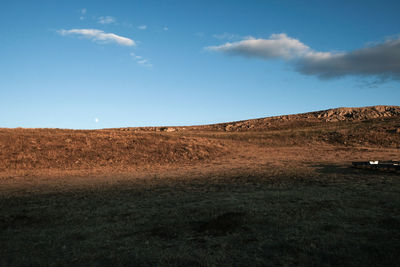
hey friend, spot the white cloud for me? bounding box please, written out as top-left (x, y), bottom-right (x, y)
top-left (130, 53), bottom-right (152, 67)
top-left (97, 16), bottom-right (116, 24)
top-left (95, 118), bottom-right (99, 123)
top-left (206, 33), bottom-right (311, 60)
top-left (58, 28), bottom-right (135, 46)
top-left (206, 33), bottom-right (400, 82)
top-left (138, 25), bottom-right (147, 30)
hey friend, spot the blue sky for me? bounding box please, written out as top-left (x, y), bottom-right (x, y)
top-left (1, 0), bottom-right (400, 129)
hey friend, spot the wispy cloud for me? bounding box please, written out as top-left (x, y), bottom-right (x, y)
top-left (58, 29), bottom-right (135, 46)
top-left (212, 32), bottom-right (239, 40)
top-left (137, 59), bottom-right (152, 67)
top-left (130, 52), bottom-right (142, 59)
top-left (138, 25), bottom-right (147, 30)
top-left (130, 52), bottom-right (152, 67)
top-left (97, 16), bottom-right (116, 24)
top-left (206, 33), bottom-right (400, 82)
top-left (79, 8), bottom-right (87, 20)
top-left (163, 26), bottom-right (168, 31)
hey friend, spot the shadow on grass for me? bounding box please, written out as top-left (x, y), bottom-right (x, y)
top-left (312, 164), bottom-right (398, 176)
top-left (193, 211), bottom-right (247, 236)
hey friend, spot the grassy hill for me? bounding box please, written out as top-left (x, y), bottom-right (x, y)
top-left (0, 106), bottom-right (399, 266)
top-left (0, 105), bottom-right (399, 174)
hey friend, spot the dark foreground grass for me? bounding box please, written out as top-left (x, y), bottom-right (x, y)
top-left (1, 167), bottom-right (399, 266)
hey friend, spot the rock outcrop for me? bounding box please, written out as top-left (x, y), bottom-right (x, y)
top-left (198, 105), bottom-right (400, 132)
top-left (118, 105), bottom-right (400, 132)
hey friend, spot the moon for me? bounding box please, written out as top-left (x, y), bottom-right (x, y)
top-left (95, 118), bottom-right (99, 123)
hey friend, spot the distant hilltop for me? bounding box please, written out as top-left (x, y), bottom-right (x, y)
top-left (119, 105), bottom-right (400, 132)
top-left (309, 105), bottom-right (400, 122)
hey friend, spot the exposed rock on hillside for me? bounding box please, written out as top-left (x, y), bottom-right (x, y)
top-left (314, 106), bottom-right (400, 122)
top-left (196, 105), bottom-right (400, 132)
top-left (117, 105), bottom-right (400, 133)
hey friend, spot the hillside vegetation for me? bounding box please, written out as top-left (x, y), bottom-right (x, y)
top-left (0, 106), bottom-right (399, 173)
top-left (1, 106), bottom-right (399, 266)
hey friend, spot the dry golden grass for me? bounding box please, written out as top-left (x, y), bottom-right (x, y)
top-left (0, 108), bottom-right (399, 266)
top-left (0, 115), bottom-right (399, 176)
top-left (0, 128), bottom-right (227, 172)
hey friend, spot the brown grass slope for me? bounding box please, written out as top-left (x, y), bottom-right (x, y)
top-left (0, 105), bottom-right (399, 174)
top-left (1, 106), bottom-right (400, 266)
top-left (0, 129), bottom-right (227, 172)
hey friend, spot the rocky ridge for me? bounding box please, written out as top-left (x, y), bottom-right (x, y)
top-left (119, 105), bottom-right (400, 132)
